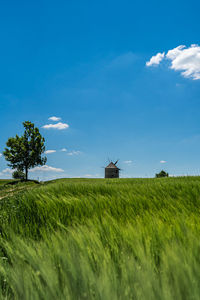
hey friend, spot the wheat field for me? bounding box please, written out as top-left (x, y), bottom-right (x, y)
top-left (0, 177), bottom-right (200, 299)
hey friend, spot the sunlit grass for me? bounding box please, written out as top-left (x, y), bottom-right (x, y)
top-left (0, 177), bottom-right (200, 299)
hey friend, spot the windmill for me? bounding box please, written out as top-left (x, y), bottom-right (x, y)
top-left (104, 159), bottom-right (120, 178)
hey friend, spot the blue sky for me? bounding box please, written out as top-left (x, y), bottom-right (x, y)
top-left (0, 0), bottom-right (200, 179)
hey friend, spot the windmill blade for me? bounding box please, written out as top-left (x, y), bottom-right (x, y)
top-left (114, 159), bottom-right (119, 165)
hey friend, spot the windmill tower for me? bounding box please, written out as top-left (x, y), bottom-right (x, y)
top-left (105, 160), bottom-right (120, 178)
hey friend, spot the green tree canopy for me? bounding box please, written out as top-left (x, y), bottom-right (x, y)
top-left (3, 121), bottom-right (47, 181)
top-left (155, 170), bottom-right (169, 178)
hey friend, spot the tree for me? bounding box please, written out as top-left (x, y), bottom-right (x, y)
top-left (3, 121), bottom-right (47, 181)
top-left (12, 170), bottom-right (25, 180)
top-left (155, 170), bottom-right (169, 178)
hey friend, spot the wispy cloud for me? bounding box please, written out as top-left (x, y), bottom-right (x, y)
top-left (146, 52), bottom-right (165, 66)
top-left (1, 168), bottom-right (13, 174)
top-left (81, 174), bottom-right (100, 178)
top-left (123, 160), bottom-right (132, 164)
top-left (48, 116), bottom-right (61, 121)
top-left (0, 154), bottom-right (2, 157)
top-left (42, 122), bottom-right (69, 130)
top-left (160, 160), bottom-right (167, 164)
top-left (0, 168), bottom-right (14, 176)
top-left (180, 135), bottom-right (200, 144)
top-left (30, 165), bottom-right (64, 172)
top-left (45, 150), bottom-right (56, 154)
top-left (146, 44), bottom-right (200, 80)
top-left (44, 148), bottom-right (69, 154)
top-left (107, 52), bottom-right (136, 69)
top-left (67, 150), bottom-right (81, 156)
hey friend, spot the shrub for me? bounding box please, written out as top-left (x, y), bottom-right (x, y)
top-left (12, 170), bottom-right (25, 180)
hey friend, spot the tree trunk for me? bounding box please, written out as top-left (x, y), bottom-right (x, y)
top-left (25, 167), bottom-right (28, 181)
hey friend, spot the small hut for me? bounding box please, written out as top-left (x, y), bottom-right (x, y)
top-left (105, 161), bottom-right (120, 178)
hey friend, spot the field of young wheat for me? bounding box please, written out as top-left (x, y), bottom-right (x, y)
top-left (0, 177), bottom-right (200, 299)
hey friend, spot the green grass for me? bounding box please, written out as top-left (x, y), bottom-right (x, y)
top-left (0, 179), bottom-right (13, 186)
top-left (0, 177), bottom-right (200, 299)
top-left (0, 180), bottom-right (40, 201)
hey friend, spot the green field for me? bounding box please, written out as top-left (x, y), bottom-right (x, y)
top-left (0, 177), bottom-right (200, 299)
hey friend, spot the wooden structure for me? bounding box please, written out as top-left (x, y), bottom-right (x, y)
top-left (105, 161), bottom-right (120, 178)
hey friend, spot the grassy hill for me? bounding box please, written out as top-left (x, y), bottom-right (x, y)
top-left (0, 177), bottom-right (200, 299)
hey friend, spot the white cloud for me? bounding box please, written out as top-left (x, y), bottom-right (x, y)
top-left (48, 116), bottom-right (61, 121)
top-left (45, 150), bottom-right (56, 154)
top-left (61, 148), bottom-right (67, 152)
top-left (30, 165), bottom-right (64, 173)
top-left (146, 52), bottom-right (165, 66)
top-left (160, 160), bottom-right (167, 164)
top-left (42, 122), bottom-right (69, 130)
top-left (82, 174), bottom-right (100, 178)
top-left (0, 154), bottom-right (2, 157)
top-left (2, 168), bottom-right (13, 174)
top-left (123, 160), bottom-right (132, 164)
top-left (0, 168), bottom-right (13, 174)
top-left (146, 44), bottom-right (200, 80)
top-left (67, 151), bottom-right (81, 156)
top-left (166, 45), bottom-right (200, 80)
